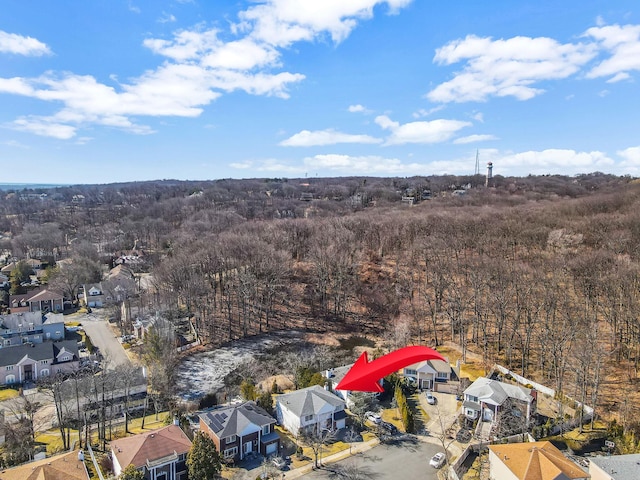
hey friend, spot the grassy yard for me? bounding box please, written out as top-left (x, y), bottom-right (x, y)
top-left (436, 345), bottom-right (486, 381)
top-left (0, 388), bottom-right (20, 401)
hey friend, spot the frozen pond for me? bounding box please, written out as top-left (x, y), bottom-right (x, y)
top-left (176, 330), bottom-right (305, 400)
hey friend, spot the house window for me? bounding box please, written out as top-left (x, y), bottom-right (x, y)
top-left (6, 375), bottom-right (15, 384)
top-left (262, 425), bottom-right (270, 436)
top-left (224, 447), bottom-right (238, 458)
top-left (226, 435), bottom-right (237, 444)
top-left (156, 473), bottom-right (167, 480)
top-left (3, 340), bottom-right (10, 346)
top-left (467, 395), bottom-right (478, 403)
top-left (40, 360), bottom-right (49, 365)
top-left (60, 356), bottom-right (69, 362)
top-left (465, 409), bottom-right (477, 418)
top-left (6, 366), bottom-right (13, 371)
top-left (405, 369), bottom-right (417, 376)
top-left (304, 415), bottom-right (314, 422)
top-left (436, 372), bottom-right (448, 379)
top-left (40, 369), bottom-right (49, 377)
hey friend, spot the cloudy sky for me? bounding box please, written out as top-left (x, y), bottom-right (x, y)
top-left (1, 0), bottom-right (640, 183)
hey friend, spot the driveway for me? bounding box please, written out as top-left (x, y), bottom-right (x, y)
top-left (75, 312), bottom-right (132, 367)
top-left (419, 390), bottom-right (460, 437)
top-left (301, 438), bottom-right (443, 479)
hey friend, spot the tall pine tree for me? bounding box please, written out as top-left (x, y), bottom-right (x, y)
top-left (187, 431), bottom-right (222, 480)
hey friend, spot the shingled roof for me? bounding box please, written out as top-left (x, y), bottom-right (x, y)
top-left (0, 449), bottom-right (89, 480)
top-left (110, 425), bottom-right (191, 471)
top-left (277, 385), bottom-right (345, 417)
top-left (0, 340), bottom-right (78, 367)
top-left (489, 441), bottom-right (589, 480)
top-left (200, 401), bottom-right (276, 439)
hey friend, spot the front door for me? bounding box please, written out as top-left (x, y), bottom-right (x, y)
top-left (24, 365), bottom-right (33, 381)
top-left (244, 441), bottom-right (252, 455)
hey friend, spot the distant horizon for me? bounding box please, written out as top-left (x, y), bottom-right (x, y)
top-left (1, 1), bottom-right (640, 183)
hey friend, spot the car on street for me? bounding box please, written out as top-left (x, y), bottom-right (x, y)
top-left (365, 411), bottom-right (382, 424)
top-left (426, 391), bottom-right (436, 405)
top-left (429, 452), bottom-right (446, 469)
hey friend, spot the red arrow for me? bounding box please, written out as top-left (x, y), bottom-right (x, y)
top-left (335, 346), bottom-right (446, 392)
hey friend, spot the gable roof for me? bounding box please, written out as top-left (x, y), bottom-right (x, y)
top-left (0, 449), bottom-right (89, 480)
top-left (277, 385), bottom-right (345, 418)
top-left (0, 340), bottom-right (78, 366)
top-left (465, 377), bottom-right (533, 406)
top-left (110, 425), bottom-right (191, 470)
top-left (200, 401), bottom-right (276, 439)
top-left (26, 289), bottom-right (64, 303)
top-left (489, 441), bottom-right (589, 480)
top-left (589, 453), bottom-right (640, 480)
top-left (408, 358), bottom-right (451, 374)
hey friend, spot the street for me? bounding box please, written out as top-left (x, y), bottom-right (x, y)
top-left (75, 312), bottom-right (132, 367)
top-left (301, 438), bottom-right (443, 479)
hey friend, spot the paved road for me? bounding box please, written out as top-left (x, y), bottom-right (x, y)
top-left (76, 313), bottom-right (132, 367)
top-left (301, 439), bottom-right (443, 479)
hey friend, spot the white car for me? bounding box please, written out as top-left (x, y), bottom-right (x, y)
top-left (426, 391), bottom-right (436, 405)
top-left (430, 452), bottom-right (446, 468)
top-left (365, 411), bottom-right (382, 424)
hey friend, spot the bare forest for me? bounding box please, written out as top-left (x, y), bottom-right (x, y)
top-left (2, 172), bottom-right (640, 436)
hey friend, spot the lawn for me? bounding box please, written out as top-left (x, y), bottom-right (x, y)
top-left (0, 388), bottom-right (19, 401)
top-left (436, 345), bottom-right (486, 381)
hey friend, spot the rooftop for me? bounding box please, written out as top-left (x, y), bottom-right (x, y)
top-left (110, 425), bottom-right (191, 470)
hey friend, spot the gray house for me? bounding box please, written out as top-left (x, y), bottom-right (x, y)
top-left (0, 340), bottom-right (79, 384)
top-left (199, 401), bottom-right (280, 462)
top-left (0, 311), bottom-right (65, 348)
top-left (276, 385), bottom-right (347, 437)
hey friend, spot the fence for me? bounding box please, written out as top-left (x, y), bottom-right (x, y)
top-left (87, 444), bottom-right (105, 480)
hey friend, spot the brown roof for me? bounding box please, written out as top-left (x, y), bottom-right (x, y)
top-left (489, 442), bottom-right (589, 480)
top-left (27, 289), bottom-right (63, 303)
top-left (111, 425), bottom-right (192, 470)
top-left (0, 450), bottom-right (89, 480)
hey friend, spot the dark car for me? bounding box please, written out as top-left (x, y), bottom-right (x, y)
top-left (380, 421), bottom-right (398, 435)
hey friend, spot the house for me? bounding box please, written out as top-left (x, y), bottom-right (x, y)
top-left (199, 401), bottom-right (280, 462)
top-left (463, 377), bottom-right (535, 424)
top-left (589, 453), bottom-right (640, 480)
top-left (0, 273), bottom-right (9, 288)
top-left (324, 363), bottom-right (382, 407)
top-left (0, 449), bottom-right (90, 480)
top-left (276, 385), bottom-right (347, 437)
top-left (403, 358), bottom-right (454, 390)
top-left (9, 287), bottom-right (64, 313)
top-left (489, 441), bottom-right (589, 480)
top-left (110, 424), bottom-right (192, 480)
top-left (0, 340), bottom-right (79, 384)
top-left (81, 283), bottom-right (107, 308)
top-left (0, 311), bottom-right (65, 348)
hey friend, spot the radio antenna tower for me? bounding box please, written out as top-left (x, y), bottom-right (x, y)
top-left (474, 149), bottom-right (480, 176)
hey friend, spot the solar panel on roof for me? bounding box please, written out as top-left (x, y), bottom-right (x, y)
top-left (220, 413), bottom-right (228, 419)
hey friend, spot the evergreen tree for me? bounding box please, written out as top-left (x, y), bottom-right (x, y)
top-left (187, 431), bottom-right (222, 480)
top-left (119, 464), bottom-right (144, 480)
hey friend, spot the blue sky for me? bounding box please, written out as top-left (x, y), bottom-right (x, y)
top-left (1, 1), bottom-right (640, 184)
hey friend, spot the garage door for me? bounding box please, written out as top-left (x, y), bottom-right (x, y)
top-left (266, 443), bottom-right (278, 456)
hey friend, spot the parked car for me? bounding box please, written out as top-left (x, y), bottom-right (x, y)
top-left (380, 421), bottom-right (398, 435)
top-left (426, 391), bottom-right (436, 405)
top-left (429, 452), bottom-right (446, 469)
top-left (365, 411), bottom-right (382, 424)
top-left (272, 456), bottom-right (287, 470)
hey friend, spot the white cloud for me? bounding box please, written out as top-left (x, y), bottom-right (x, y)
top-left (489, 148), bottom-right (614, 175)
top-left (158, 12), bottom-right (177, 24)
top-left (617, 146), bottom-right (640, 171)
top-left (427, 34), bottom-right (596, 103)
top-left (348, 104), bottom-right (370, 113)
top-left (12, 117), bottom-right (77, 139)
top-left (237, 0), bottom-right (413, 47)
top-left (412, 105), bottom-right (445, 118)
top-left (280, 129), bottom-right (381, 146)
top-left (304, 154), bottom-right (426, 174)
top-left (470, 112), bottom-right (484, 122)
top-left (0, 0), bottom-right (412, 139)
top-left (585, 24), bottom-right (640, 81)
top-left (0, 30), bottom-right (51, 56)
top-left (375, 115), bottom-right (471, 145)
top-left (453, 134), bottom-right (497, 144)
top-left (1, 140), bottom-right (29, 149)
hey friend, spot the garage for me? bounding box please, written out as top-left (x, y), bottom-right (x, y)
top-left (266, 442), bottom-right (278, 456)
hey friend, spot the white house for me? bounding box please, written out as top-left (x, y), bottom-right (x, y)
top-left (589, 453), bottom-right (640, 480)
top-left (402, 358), bottom-right (453, 390)
top-left (276, 385), bottom-right (347, 437)
top-left (463, 377), bottom-right (535, 423)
